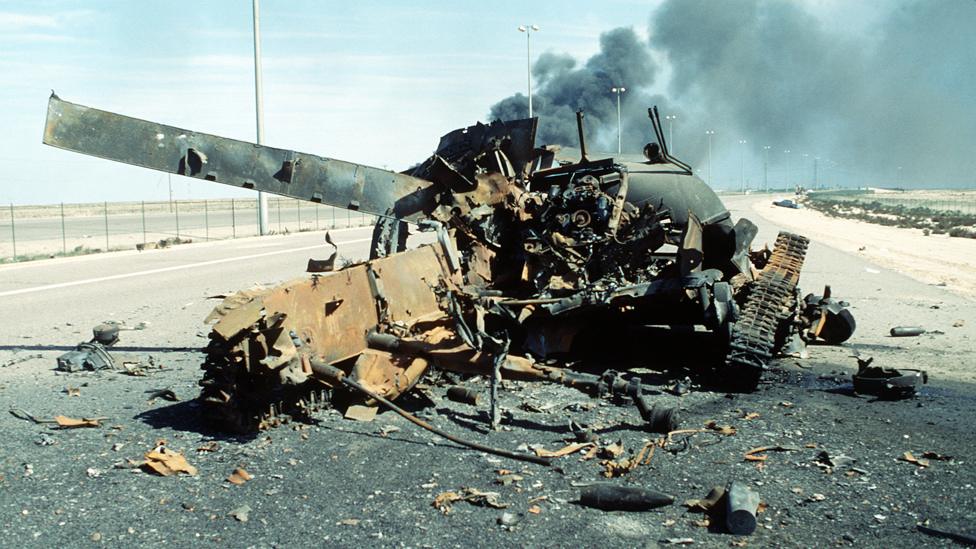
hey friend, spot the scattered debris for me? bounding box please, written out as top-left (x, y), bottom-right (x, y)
top-left (196, 441), bottom-right (219, 453)
top-left (568, 420), bottom-right (597, 443)
top-left (725, 481), bottom-right (760, 535)
top-left (227, 467), bottom-right (253, 485)
top-left (814, 450), bottom-right (857, 472)
top-left (145, 389), bottom-right (179, 402)
top-left (601, 440), bottom-right (657, 478)
top-left (743, 445), bottom-right (797, 462)
top-left (900, 451), bottom-right (931, 468)
top-left (890, 326), bottom-right (925, 337)
top-left (229, 504), bottom-right (251, 522)
top-left (852, 357), bottom-right (927, 399)
top-left (64, 387), bottom-right (81, 397)
top-left (54, 415), bottom-right (103, 429)
top-left (578, 483), bottom-right (674, 511)
top-left (704, 420), bottom-right (737, 436)
top-left (344, 404), bottom-right (378, 422)
top-left (433, 488), bottom-right (508, 514)
top-left (10, 408), bottom-right (106, 428)
top-left (683, 486), bottom-right (726, 513)
top-left (141, 446), bottom-right (198, 476)
top-left (34, 434), bottom-right (56, 446)
top-left (532, 442), bottom-right (595, 458)
top-left (660, 538), bottom-right (695, 545)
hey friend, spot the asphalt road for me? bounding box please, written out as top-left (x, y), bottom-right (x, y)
top-left (0, 199), bottom-right (973, 548)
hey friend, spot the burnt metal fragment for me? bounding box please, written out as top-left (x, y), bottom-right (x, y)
top-left (852, 358), bottom-right (927, 399)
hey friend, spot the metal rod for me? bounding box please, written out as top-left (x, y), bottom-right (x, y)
top-left (175, 199), bottom-right (180, 240)
top-left (337, 370), bottom-right (551, 466)
top-left (231, 198), bottom-right (236, 238)
top-left (253, 0), bottom-right (269, 235)
top-left (296, 198), bottom-right (301, 231)
top-left (60, 202), bottom-right (67, 255)
top-left (315, 203), bottom-right (319, 230)
top-left (204, 199), bottom-right (209, 239)
top-left (277, 198), bottom-right (282, 233)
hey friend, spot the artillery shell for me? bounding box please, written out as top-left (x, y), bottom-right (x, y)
top-left (446, 386), bottom-right (480, 406)
top-left (725, 481), bottom-right (760, 535)
top-left (579, 483), bottom-right (674, 511)
top-left (890, 326), bottom-right (925, 337)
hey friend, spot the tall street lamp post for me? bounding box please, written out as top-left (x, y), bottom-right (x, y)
top-left (705, 130), bottom-right (715, 185)
top-left (738, 139), bottom-right (748, 192)
top-left (611, 87), bottom-right (626, 154)
top-left (762, 145), bottom-right (771, 192)
top-left (664, 114), bottom-right (677, 153)
top-left (252, 0), bottom-right (269, 235)
top-left (784, 149), bottom-right (792, 189)
top-left (517, 25), bottom-right (540, 118)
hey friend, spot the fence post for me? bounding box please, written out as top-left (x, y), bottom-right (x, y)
top-left (331, 206), bottom-right (336, 229)
top-left (9, 203), bottom-right (16, 260)
top-left (60, 202), bottom-right (67, 255)
top-left (277, 198), bottom-right (282, 233)
top-left (231, 198), bottom-right (236, 238)
top-left (296, 198), bottom-right (301, 231)
top-left (141, 200), bottom-right (147, 245)
top-left (204, 199), bottom-right (209, 240)
top-left (347, 208), bottom-right (351, 228)
top-left (175, 199), bottom-right (180, 240)
top-left (103, 201), bottom-right (109, 251)
top-left (315, 203), bottom-right (320, 230)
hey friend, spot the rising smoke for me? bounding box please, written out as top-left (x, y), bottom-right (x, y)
top-left (488, 0), bottom-right (976, 187)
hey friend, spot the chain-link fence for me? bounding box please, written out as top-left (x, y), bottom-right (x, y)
top-left (809, 190), bottom-right (976, 215)
top-left (0, 198), bottom-right (376, 263)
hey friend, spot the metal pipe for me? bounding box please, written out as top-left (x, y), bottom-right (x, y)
top-left (253, 0), bottom-right (269, 235)
top-left (309, 358), bottom-right (551, 466)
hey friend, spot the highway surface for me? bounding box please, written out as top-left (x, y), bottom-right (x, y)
top-left (0, 198), bottom-right (973, 548)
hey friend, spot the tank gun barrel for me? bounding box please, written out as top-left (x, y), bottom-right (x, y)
top-left (42, 94), bottom-right (437, 220)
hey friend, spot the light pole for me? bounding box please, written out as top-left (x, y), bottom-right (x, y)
top-left (664, 114), bottom-right (678, 153)
top-left (252, 0), bottom-right (269, 235)
top-left (802, 153), bottom-right (810, 189)
top-left (762, 145), bottom-right (771, 192)
top-left (814, 156), bottom-right (820, 189)
top-left (784, 149), bottom-right (792, 190)
top-left (518, 24), bottom-right (540, 118)
top-left (738, 139), bottom-right (747, 192)
top-left (705, 130), bottom-right (715, 185)
top-left (611, 87), bottom-right (626, 154)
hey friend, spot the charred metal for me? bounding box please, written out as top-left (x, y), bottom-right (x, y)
top-left (42, 93), bottom-right (856, 443)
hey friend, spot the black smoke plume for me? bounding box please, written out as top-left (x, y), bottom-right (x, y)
top-left (488, 0), bottom-right (976, 188)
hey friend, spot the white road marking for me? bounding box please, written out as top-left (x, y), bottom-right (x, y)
top-left (0, 237), bottom-right (373, 298)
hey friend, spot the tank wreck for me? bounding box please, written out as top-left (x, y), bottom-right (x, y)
top-left (42, 93), bottom-right (855, 446)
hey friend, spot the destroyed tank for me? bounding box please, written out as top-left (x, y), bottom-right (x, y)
top-left (43, 94), bottom-right (854, 434)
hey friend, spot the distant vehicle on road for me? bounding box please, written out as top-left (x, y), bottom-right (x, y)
top-left (773, 198), bottom-right (801, 209)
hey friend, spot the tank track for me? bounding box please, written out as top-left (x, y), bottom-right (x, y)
top-left (725, 231), bottom-right (809, 390)
top-left (198, 336), bottom-right (331, 433)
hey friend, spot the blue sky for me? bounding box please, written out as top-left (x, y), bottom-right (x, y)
top-left (0, 0), bottom-right (673, 204)
top-left (0, 0), bottom-right (917, 205)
